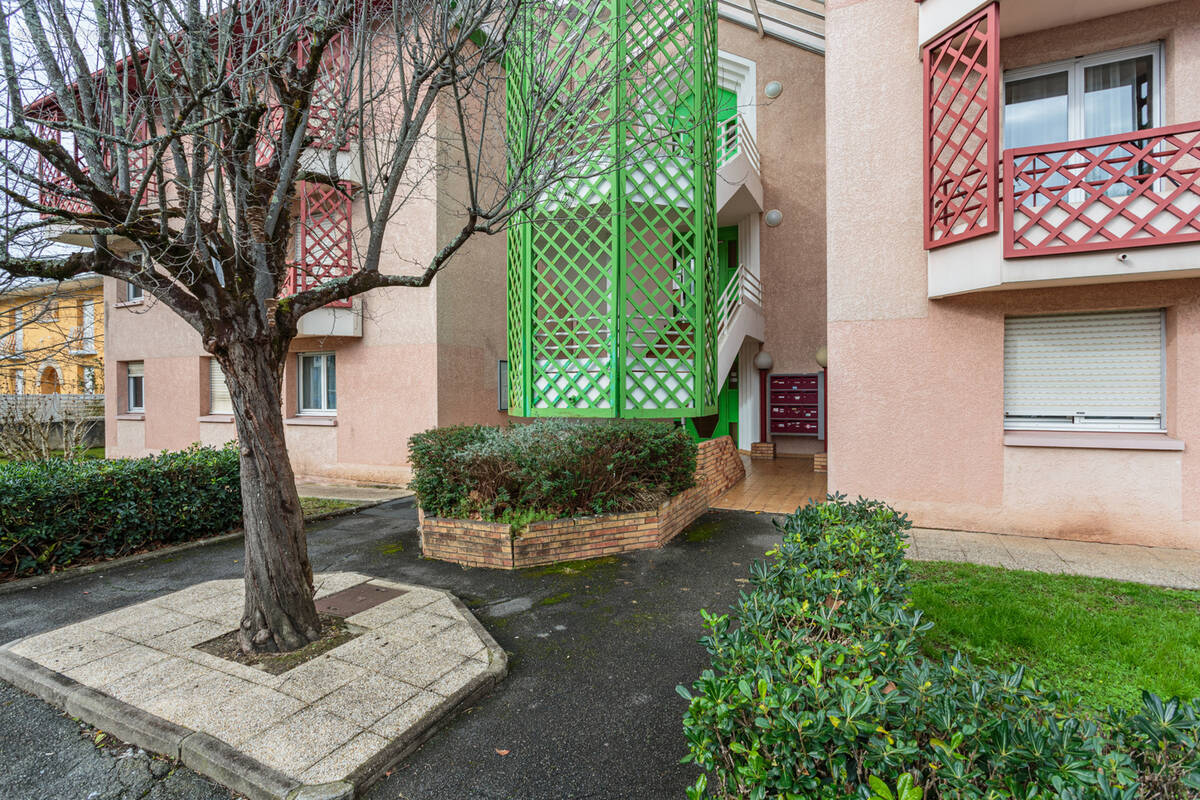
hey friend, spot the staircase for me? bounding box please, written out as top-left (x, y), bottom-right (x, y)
top-left (716, 263), bottom-right (764, 381)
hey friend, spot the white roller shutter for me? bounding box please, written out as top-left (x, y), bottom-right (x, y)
top-left (1004, 310), bottom-right (1164, 431)
top-left (209, 359), bottom-right (233, 415)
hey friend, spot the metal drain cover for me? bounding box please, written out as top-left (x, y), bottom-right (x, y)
top-left (314, 582), bottom-right (407, 617)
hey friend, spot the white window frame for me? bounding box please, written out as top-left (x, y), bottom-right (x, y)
top-left (82, 365), bottom-right (97, 395)
top-left (1003, 42), bottom-right (1164, 148)
top-left (297, 352), bottom-right (336, 415)
top-left (1003, 310), bottom-right (1166, 433)
top-left (126, 361), bottom-right (145, 412)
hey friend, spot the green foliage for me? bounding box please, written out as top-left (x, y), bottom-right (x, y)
top-left (909, 560), bottom-right (1200, 711)
top-left (0, 444), bottom-right (242, 579)
top-left (408, 419), bottom-right (697, 525)
top-left (679, 494), bottom-right (1200, 800)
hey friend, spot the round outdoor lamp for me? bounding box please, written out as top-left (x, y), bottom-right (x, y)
top-left (764, 80), bottom-right (783, 99)
top-left (764, 209), bottom-right (783, 227)
top-left (815, 346), bottom-right (827, 369)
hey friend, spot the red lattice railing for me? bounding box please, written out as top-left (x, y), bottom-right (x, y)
top-left (283, 180), bottom-right (355, 308)
top-left (923, 2), bottom-right (998, 249)
top-left (256, 32), bottom-right (353, 167)
top-left (36, 114), bottom-right (159, 216)
top-left (1003, 122), bottom-right (1200, 257)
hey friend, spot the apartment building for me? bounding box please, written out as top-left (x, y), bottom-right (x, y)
top-left (826, 0), bottom-right (1200, 548)
top-left (0, 275), bottom-right (104, 396)
top-left (93, 0), bottom-right (828, 484)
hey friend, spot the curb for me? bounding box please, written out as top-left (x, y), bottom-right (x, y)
top-left (0, 580), bottom-right (505, 800)
top-left (0, 496), bottom-right (415, 598)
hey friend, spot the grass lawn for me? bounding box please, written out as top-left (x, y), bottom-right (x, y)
top-left (299, 497), bottom-right (363, 518)
top-left (908, 560), bottom-right (1200, 711)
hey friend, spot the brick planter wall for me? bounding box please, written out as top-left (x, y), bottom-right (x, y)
top-left (419, 436), bottom-right (746, 569)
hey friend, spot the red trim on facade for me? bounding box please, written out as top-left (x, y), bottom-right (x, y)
top-left (922, 3), bottom-right (999, 249)
top-left (1003, 121), bottom-right (1200, 257)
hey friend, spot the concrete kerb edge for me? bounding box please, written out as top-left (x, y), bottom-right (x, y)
top-left (0, 577), bottom-right (504, 800)
top-left (0, 496), bottom-right (414, 598)
top-left (0, 645), bottom-right (299, 800)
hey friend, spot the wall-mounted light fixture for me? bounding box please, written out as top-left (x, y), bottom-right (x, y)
top-left (764, 209), bottom-right (783, 227)
top-left (764, 80), bottom-right (783, 99)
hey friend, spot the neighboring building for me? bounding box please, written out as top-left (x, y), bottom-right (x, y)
top-left (826, 0), bottom-right (1200, 548)
top-left (0, 275), bottom-right (104, 396)
top-left (93, 0), bottom-right (828, 484)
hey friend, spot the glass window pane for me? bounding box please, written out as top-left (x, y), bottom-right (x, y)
top-left (1004, 71), bottom-right (1069, 149)
top-left (325, 355), bottom-right (336, 410)
top-left (301, 356), bottom-right (321, 411)
top-left (1084, 55), bottom-right (1154, 139)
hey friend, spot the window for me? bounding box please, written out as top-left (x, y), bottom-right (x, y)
top-left (126, 252), bottom-right (146, 301)
top-left (1004, 310), bottom-right (1165, 432)
top-left (1004, 43), bottom-right (1162, 150)
top-left (498, 360), bottom-right (509, 412)
top-left (126, 361), bottom-right (144, 412)
top-left (209, 359), bottom-right (233, 415)
top-left (298, 353), bottom-right (336, 414)
top-left (82, 366), bottom-right (97, 394)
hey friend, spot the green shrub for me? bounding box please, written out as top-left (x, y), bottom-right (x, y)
top-left (408, 419), bottom-right (697, 523)
top-left (679, 495), bottom-right (1200, 800)
top-left (0, 444), bottom-right (242, 580)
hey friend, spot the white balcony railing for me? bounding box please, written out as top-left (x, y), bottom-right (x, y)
top-left (717, 263), bottom-right (763, 338)
top-left (718, 113), bottom-right (760, 174)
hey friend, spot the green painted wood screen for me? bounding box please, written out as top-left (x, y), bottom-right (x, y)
top-left (505, 0), bottom-right (719, 418)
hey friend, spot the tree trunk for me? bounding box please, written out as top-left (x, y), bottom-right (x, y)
top-left (221, 338), bottom-right (322, 654)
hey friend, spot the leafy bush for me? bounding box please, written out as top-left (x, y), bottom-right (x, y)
top-left (679, 495), bottom-right (1200, 800)
top-left (409, 419), bottom-right (697, 523)
top-left (0, 444), bottom-right (242, 580)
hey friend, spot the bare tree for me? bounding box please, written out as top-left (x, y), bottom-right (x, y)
top-left (0, 0), bottom-right (624, 652)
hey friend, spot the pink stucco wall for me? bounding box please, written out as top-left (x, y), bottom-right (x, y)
top-left (826, 0), bottom-right (1200, 548)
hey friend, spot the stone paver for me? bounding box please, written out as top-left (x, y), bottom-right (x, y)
top-left (712, 454), bottom-right (827, 514)
top-left (908, 527), bottom-right (1200, 588)
top-left (0, 572), bottom-right (505, 799)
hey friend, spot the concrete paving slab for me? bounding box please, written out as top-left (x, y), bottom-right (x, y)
top-left (0, 572), bottom-right (506, 799)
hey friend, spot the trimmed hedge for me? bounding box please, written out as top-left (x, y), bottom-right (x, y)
top-left (0, 444), bottom-right (242, 580)
top-left (408, 419), bottom-right (697, 524)
top-left (679, 495), bottom-right (1200, 800)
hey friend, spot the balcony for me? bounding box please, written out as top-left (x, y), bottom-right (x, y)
top-left (287, 180), bottom-right (362, 338)
top-left (716, 113), bottom-right (763, 225)
top-left (930, 122), bottom-right (1200, 297)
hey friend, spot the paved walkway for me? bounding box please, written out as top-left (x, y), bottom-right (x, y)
top-left (294, 481), bottom-right (412, 503)
top-left (1, 499), bottom-right (1196, 800)
top-left (909, 527), bottom-right (1200, 589)
top-left (0, 502), bottom-right (782, 800)
top-left (712, 454), bottom-right (827, 514)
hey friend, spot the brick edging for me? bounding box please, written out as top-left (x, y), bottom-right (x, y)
top-left (420, 436), bottom-right (746, 569)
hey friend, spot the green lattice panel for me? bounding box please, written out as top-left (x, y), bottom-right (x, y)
top-left (506, 0), bottom-right (716, 418)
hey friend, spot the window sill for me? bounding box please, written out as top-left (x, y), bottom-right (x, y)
top-left (1003, 430), bottom-right (1184, 451)
top-left (285, 416), bottom-right (337, 427)
top-left (198, 414), bottom-right (234, 423)
top-left (114, 299), bottom-right (144, 308)
top-left (116, 412), bottom-right (145, 421)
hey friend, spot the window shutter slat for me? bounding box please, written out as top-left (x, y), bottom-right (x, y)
top-left (1004, 310), bottom-right (1163, 428)
top-left (210, 359), bottom-right (233, 414)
